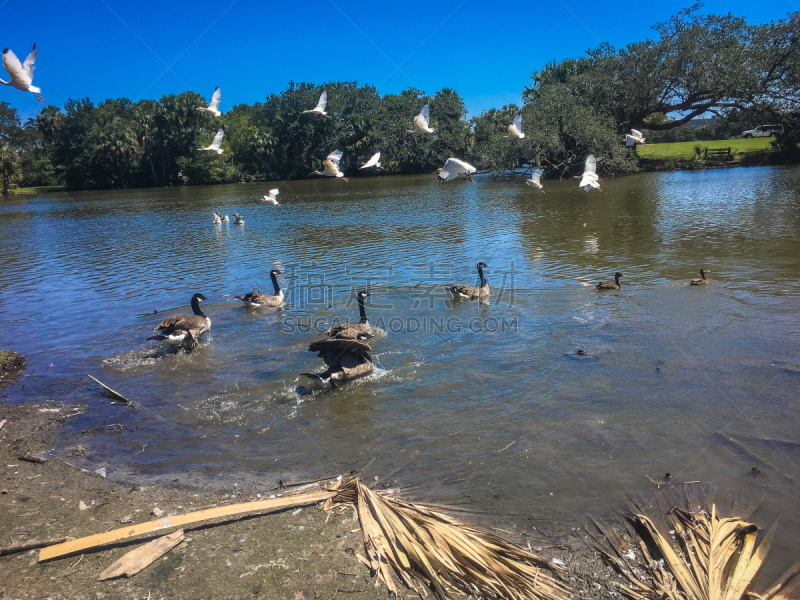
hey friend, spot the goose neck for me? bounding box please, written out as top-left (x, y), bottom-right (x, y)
top-left (358, 295), bottom-right (368, 324)
top-left (478, 266), bottom-right (487, 288)
top-left (191, 297), bottom-right (206, 318)
top-left (270, 272), bottom-right (282, 296)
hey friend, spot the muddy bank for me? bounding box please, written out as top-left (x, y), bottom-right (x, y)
top-left (0, 401), bottom-right (624, 600)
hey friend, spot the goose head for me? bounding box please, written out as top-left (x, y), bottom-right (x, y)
top-left (192, 293), bottom-right (208, 303)
top-left (477, 262), bottom-right (489, 271)
top-left (615, 272), bottom-right (624, 282)
top-left (700, 269), bottom-right (710, 278)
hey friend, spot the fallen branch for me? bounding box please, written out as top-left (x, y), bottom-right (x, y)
top-left (99, 530), bottom-right (184, 580)
top-left (87, 375), bottom-right (133, 407)
top-left (40, 488), bottom-right (336, 562)
top-left (0, 536), bottom-right (73, 556)
top-left (19, 454), bottom-right (47, 464)
top-left (0, 419), bottom-right (6, 431)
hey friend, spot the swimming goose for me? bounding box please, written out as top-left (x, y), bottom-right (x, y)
top-left (302, 90), bottom-right (329, 118)
top-left (406, 105), bottom-right (437, 134)
top-left (148, 293), bottom-right (210, 346)
top-left (196, 86), bottom-right (222, 117)
top-left (449, 262), bottom-right (491, 300)
top-left (235, 269), bottom-right (284, 307)
top-left (233, 213), bottom-right (245, 225)
top-left (690, 269), bottom-right (711, 286)
top-left (579, 155), bottom-right (602, 192)
top-left (301, 332), bottom-right (375, 389)
top-left (525, 168), bottom-right (545, 193)
top-left (262, 189), bottom-right (280, 205)
top-left (1, 44), bottom-right (43, 102)
top-left (435, 158), bottom-right (476, 183)
top-left (595, 272), bottom-right (624, 291)
top-left (309, 150), bottom-right (348, 181)
top-left (212, 212), bottom-right (221, 224)
top-left (220, 212), bottom-right (229, 223)
top-left (325, 291), bottom-right (371, 339)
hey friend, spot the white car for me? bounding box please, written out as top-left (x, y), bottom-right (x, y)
top-left (741, 125), bottom-right (783, 138)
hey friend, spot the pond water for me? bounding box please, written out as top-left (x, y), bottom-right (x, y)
top-left (1, 167), bottom-right (799, 571)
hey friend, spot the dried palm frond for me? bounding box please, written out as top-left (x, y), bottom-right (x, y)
top-left (594, 503), bottom-right (780, 600)
top-left (325, 476), bottom-right (573, 600)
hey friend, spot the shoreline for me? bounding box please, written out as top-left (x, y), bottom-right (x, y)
top-left (0, 400), bottom-right (623, 599)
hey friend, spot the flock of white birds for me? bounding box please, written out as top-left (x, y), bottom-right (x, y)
top-left (1, 43), bottom-right (648, 204)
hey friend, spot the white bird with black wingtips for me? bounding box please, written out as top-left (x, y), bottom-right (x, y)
top-left (302, 90), bottom-right (329, 118)
top-left (407, 105), bottom-right (437, 134)
top-left (198, 128), bottom-right (225, 154)
top-left (196, 87), bottom-right (222, 117)
top-left (262, 189), bottom-right (280, 205)
top-left (1, 44), bottom-right (42, 102)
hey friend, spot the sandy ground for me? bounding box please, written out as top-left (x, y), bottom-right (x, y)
top-left (0, 391), bottom-right (629, 599)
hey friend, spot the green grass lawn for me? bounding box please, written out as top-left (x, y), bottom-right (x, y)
top-left (637, 137), bottom-right (773, 161)
top-left (11, 185), bottom-right (67, 195)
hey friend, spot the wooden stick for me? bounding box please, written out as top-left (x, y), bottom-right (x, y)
top-left (39, 489), bottom-right (336, 562)
top-left (87, 375), bottom-right (133, 407)
top-left (0, 419), bottom-right (6, 431)
top-left (98, 530), bottom-right (184, 580)
top-left (0, 536), bottom-right (72, 556)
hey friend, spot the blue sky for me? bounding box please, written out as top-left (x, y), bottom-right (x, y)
top-left (1, 1), bottom-right (796, 122)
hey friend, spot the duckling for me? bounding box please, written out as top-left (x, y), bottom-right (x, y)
top-left (300, 332), bottom-right (375, 390)
top-left (233, 213), bottom-right (245, 225)
top-left (595, 272), bottom-right (624, 291)
top-left (148, 293), bottom-right (210, 346)
top-left (325, 291), bottom-right (371, 339)
top-left (449, 262), bottom-right (491, 300)
top-left (690, 269), bottom-right (711, 286)
top-left (235, 270), bottom-right (284, 307)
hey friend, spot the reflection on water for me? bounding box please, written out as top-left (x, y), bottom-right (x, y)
top-left (2, 167), bottom-right (800, 572)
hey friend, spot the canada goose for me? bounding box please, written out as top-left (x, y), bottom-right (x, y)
top-left (212, 212), bottom-right (221, 224)
top-left (449, 262), bottom-right (491, 300)
top-left (690, 269), bottom-right (711, 286)
top-left (595, 272), bottom-right (624, 291)
top-left (148, 293), bottom-right (210, 346)
top-left (300, 332), bottom-right (375, 390)
top-left (326, 291), bottom-right (371, 339)
top-left (233, 213), bottom-right (245, 225)
top-left (235, 269), bottom-right (284, 307)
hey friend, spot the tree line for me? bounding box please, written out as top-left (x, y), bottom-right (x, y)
top-left (1, 5), bottom-right (798, 193)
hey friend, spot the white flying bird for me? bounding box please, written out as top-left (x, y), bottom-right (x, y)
top-left (525, 168), bottom-right (545, 193)
top-left (579, 155), bottom-right (602, 192)
top-left (359, 152), bottom-right (382, 170)
top-left (625, 129), bottom-right (648, 146)
top-left (196, 87), bottom-right (222, 117)
top-left (1, 44), bottom-right (42, 102)
top-left (302, 90), bottom-right (329, 118)
top-left (506, 114), bottom-right (526, 138)
top-left (435, 158), bottom-right (476, 183)
top-left (309, 150), bottom-right (348, 181)
top-left (262, 189), bottom-right (280, 205)
top-left (198, 128), bottom-right (225, 154)
top-left (407, 105), bottom-right (437, 134)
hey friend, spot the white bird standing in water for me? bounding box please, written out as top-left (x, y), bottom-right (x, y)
top-left (579, 155), bottom-right (602, 192)
top-left (302, 90), bottom-right (329, 118)
top-left (262, 189), bottom-right (280, 205)
top-left (309, 150), bottom-right (348, 181)
top-left (407, 105), bottom-right (437, 134)
top-left (525, 168), bottom-right (545, 193)
top-left (506, 114), bottom-right (526, 138)
top-left (625, 128), bottom-right (648, 147)
top-left (435, 158), bottom-right (476, 183)
top-left (359, 152), bottom-right (382, 170)
top-left (196, 87), bottom-right (222, 117)
top-left (1, 44), bottom-right (42, 102)
top-left (198, 128), bottom-right (225, 154)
